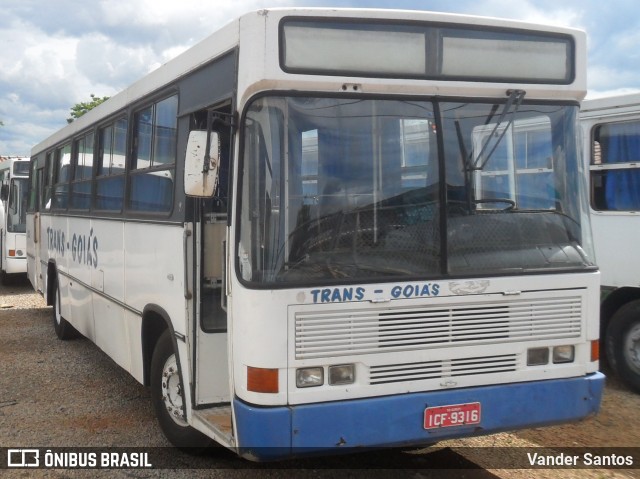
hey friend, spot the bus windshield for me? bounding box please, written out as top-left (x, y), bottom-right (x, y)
top-left (238, 96), bottom-right (594, 285)
top-left (8, 177), bottom-right (28, 233)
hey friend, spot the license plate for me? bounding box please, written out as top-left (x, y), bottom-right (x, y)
top-left (424, 402), bottom-right (481, 430)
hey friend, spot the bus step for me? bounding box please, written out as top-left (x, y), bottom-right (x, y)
top-left (193, 405), bottom-right (234, 445)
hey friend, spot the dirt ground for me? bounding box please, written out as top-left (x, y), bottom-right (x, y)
top-left (518, 368), bottom-right (639, 448)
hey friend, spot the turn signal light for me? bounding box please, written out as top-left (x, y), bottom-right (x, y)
top-left (247, 367), bottom-right (279, 393)
top-left (591, 340), bottom-right (600, 362)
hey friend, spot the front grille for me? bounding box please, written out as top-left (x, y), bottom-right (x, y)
top-left (369, 354), bottom-right (518, 385)
top-left (294, 293), bottom-right (582, 360)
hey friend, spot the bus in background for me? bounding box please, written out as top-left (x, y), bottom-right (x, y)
top-left (0, 156), bottom-right (30, 284)
top-left (27, 8), bottom-right (603, 460)
top-left (581, 93), bottom-right (640, 393)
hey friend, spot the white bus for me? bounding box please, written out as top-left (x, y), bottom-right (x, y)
top-left (27, 8), bottom-right (604, 460)
top-left (581, 93), bottom-right (640, 393)
top-left (1, 156), bottom-right (30, 284)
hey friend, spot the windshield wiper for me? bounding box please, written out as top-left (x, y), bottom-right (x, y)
top-left (469, 89), bottom-right (526, 171)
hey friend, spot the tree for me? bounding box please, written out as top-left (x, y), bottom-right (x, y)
top-left (67, 94), bottom-right (109, 123)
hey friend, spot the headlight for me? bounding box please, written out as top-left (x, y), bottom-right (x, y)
top-left (329, 364), bottom-right (355, 385)
top-left (553, 345), bottom-right (575, 364)
top-left (296, 367), bottom-right (324, 388)
top-left (527, 347), bottom-right (549, 366)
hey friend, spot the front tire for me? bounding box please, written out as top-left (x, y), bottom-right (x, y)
top-left (150, 329), bottom-right (213, 449)
top-left (606, 300), bottom-right (640, 393)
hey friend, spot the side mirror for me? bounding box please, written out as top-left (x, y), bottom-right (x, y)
top-left (184, 130), bottom-right (220, 197)
top-left (0, 184), bottom-right (8, 202)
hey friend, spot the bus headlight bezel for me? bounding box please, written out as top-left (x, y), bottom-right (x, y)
top-left (553, 345), bottom-right (575, 364)
top-left (527, 347), bottom-right (550, 366)
top-left (328, 364), bottom-right (355, 386)
top-left (296, 367), bottom-right (324, 388)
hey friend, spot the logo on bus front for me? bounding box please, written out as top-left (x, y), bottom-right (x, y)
top-left (309, 283), bottom-right (441, 304)
top-left (46, 227), bottom-right (99, 268)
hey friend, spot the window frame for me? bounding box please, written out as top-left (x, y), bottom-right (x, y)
top-left (590, 119), bottom-right (640, 212)
top-left (95, 117), bottom-right (128, 212)
top-left (51, 143), bottom-right (72, 211)
top-left (69, 131), bottom-right (95, 211)
top-left (127, 94), bottom-right (178, 215)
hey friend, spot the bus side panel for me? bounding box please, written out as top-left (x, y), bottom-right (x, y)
top-left (49, 215), bottom-right (74, 330)
top-left (123, 309), bottom-right (144, 383)
top-left (0, 206), bottom-right (5, 265)
top-left (0, 173), bottom-right (6, 274)
top-left (123, 219), bottom-right (187, 384)
top-left (66, 216), bottom-right (95, 339)
top-left (90, 219), bottom-right (132, 373)
top-left (39, 213), bottom-right (53, 301)
top-left (1, 231), bottom-right (5, 274)
top-left (26, 212), bottom-right (37, 288)
top-left (592, 213), bottom-right (640, 288)
top-left (92, 293), bottom-right (132, 373)
top-left (122, 222), bottom-right (187, 385)
top-left (123, 223), bottom-right (186, 332)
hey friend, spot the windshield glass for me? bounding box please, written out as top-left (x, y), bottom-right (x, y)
top-left (8, 177), bottom-right (28, 233)
top-left (238, 96), bottom-right (594, 285)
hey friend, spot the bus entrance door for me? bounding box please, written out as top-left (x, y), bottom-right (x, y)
top-left (189, 212), bottom-right (233, 445)
top-left (194, 213), bottom-right (230, 406)
top-left (26, 166), bottom-right (44, 293)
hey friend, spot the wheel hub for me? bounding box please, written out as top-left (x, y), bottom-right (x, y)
top-left (624, 322), bottom-right (640, 375)
top-left (161, 354), bottom-right (188, 427)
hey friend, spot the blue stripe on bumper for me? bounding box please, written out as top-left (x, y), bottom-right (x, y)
top-left (234, 372), bottom-right (604, 461)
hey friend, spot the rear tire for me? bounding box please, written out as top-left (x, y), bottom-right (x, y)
top-left (52, 276), bottom-right (79, 340)
top-left (606, 300), bottom-right (640, 393)
top-left (150, 329), bottom-right (213, 450)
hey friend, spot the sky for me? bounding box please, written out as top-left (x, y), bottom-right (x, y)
top-left (1, 0), bottom-right (639, 155)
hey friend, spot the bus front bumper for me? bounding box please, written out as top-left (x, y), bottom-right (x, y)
top-left (3, 256), bottom-right (27, 275)
top-left (233, 372), bottom-right (604, 461)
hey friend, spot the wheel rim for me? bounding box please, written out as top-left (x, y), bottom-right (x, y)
top-left (161, 354), bottom-right (188, 427)
top-left (54, 287), bottom-right (62, 326)
top-left (623, 322), bottom-right (640, 375)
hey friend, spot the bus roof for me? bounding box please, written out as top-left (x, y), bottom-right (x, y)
top-left (581, 92), bottom-right (640, 117)
top-left (0, 156), bottom-right (29, 165)
top-left (32, 7), bottom-right (586, 156)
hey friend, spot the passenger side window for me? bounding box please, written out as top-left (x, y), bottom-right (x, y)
top-left (96, 118), bottom-right (127, 211)
top-left (591, 120), bottom-right (640, 211)
top-left (130, 95), bottom-right (177, 212)
top-left (70, 133), bottom-right (94, 210)
top-left (52, 144), bottom-right (71, 210)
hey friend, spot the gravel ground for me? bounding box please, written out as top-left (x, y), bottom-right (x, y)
top-left (1, 275), bottom-right (639, 479)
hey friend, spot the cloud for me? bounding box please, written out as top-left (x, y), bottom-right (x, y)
top-left (75, 33), bottom-right (158, 91)
top-left (0, 15), bottom-right (84, 153)
top-left (2, 0), bottom-right (640, 155)
top-left (0, 93), bottom-right (67, 155)
top-left (0, 0), bottom-right (297, 153)
top-left (588, 63), bottom-right (640, 96)
top-left (479, 0), bottom-right (586, 28)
